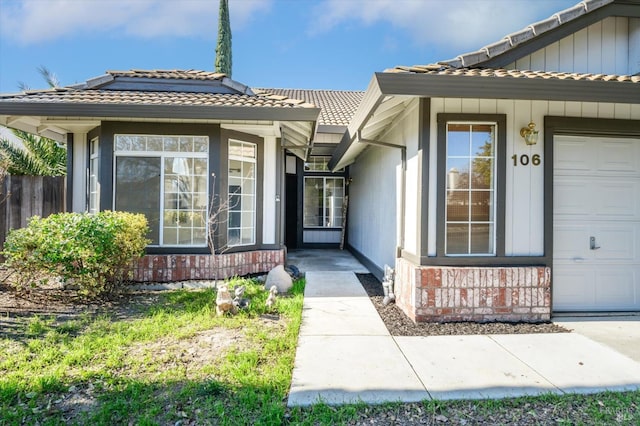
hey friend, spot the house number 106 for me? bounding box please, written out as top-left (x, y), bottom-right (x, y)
top-left (511, 154), bottom-right (541, 166)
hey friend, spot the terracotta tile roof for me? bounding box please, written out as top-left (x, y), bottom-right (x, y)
top-left (253, 88), bottom-right (363, 126)
top-left (0, 87), bottom-right (317, 109)
top-left (385, 65), bottom-right (640, 83)
top-left (106, 69), bottom-right (228, 81)
top-left (441, 0), bottom-right (614, 68)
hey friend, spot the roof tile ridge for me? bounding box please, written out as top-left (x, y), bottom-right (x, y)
top-left (256, 92), bottom-right (318, 108)
top-left (441, 0), bottom-right (614, 68)
top-left (254, 87), bottom-right (364, 94)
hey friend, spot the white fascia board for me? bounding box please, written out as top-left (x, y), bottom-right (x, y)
top-left (328, 75), bottom-right (384, 171)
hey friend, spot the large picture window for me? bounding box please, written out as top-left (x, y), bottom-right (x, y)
top-left (304, 177), bottom-right (344, 228)
top-left (228, 140), bottom-right (256, 246)
top-left (114, 134), bottom-right (208, 247)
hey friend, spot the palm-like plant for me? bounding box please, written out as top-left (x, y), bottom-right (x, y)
top-left (17, 66), bottom-right (60, 91)
top-left (0, 130), bottom-right (66, 176)
top-left (0, 66), bottom-right (67, 176)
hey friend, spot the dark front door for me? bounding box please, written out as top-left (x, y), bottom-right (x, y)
top-left (285, 173), bottom-right (299, 248)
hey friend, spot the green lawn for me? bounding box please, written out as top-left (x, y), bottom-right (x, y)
top-left (1, 278), bottom-right (638, 425)
top-left (0, 278), bottom-right (303, 425)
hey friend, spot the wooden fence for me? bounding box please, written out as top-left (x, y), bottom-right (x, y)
top-left (0, 175), bottom-right (66, 248)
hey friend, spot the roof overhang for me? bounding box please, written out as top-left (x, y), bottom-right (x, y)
top-left (329, 70), bottom-right (640, 170)
top-left (0, 103), bottom-right (319, 159)
top-left (374, 72), bottom-right (640, 103)
top-left (0, 102), bottom-right (319, 122)
top-left (280, 120), bottom-right (317, 160)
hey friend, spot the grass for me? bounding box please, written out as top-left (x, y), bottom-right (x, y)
top-left (1, 277), bottom-right (639, 425)
top-left (285, 392), bottom-right (640, 425)
top-left (0, 277), bottom-right (304, 425)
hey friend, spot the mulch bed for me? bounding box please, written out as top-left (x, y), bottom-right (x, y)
top-left (356, 273), bottom-right (569, 336)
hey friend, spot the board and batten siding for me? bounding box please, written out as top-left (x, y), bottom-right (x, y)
top-left (505, 17), bottom-right (640, 75)
top-left (347, 100), bottom-right (418, 270)
top-left (428, 98), bottom-right (640, 258)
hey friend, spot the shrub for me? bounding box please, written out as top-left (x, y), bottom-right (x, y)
top-left (3, 211), bottom-right (150, 295)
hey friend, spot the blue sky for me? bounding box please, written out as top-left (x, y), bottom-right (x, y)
top-left (0, 0), bottom-right (577, 93)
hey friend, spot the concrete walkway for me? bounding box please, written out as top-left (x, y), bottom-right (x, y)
top-left (554, 315), bottom-right (640, 362)
top-left (287, 249), bottom-right (370, 274)
top-left (287, 260), bottom-right (640, 406)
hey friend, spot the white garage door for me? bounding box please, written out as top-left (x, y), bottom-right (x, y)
top-left (553, 135), bottom-right (640, 312)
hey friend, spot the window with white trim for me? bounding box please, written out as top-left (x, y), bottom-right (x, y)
top-left (227, 140), bottom-right (256, 246)
top-left (304, 156), bottom-right (344, 172)
top-left (445, 122), bottom-right (496, 255)
top-left (113, 134), bottom-right (209, 247)
top-left (303, 177), bottom-right (344, 228)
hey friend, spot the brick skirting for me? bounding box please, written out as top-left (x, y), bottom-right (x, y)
top-left (129, 249), bottom-right (286, 282)
top-left (395, 258), bottom-right (551, 323)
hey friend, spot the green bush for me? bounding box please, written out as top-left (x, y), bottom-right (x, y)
top-left (3, 211), bottom-right (150, 295)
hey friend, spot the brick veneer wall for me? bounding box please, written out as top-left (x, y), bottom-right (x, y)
top-left (395, 257), bottom-right (551, 323)
top-left (129, 249), bottom-right (286, 282)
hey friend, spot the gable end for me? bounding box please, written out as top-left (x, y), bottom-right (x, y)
top-left (477, 1), bottom-right (640, 69)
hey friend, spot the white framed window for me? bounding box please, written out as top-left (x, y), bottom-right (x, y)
top-left (89, 137), bottom-right (99, 214)
top-left (303, 177), bottom-right (344, 228)
top-left (113, 134), bottom-right (209, 247)
top-left (445, 122), bottom-right (496, 255)
top-left (305, 156), bottom-right (330, 171)
top-left (304, 156), bottom-right (344, 172)
top-left (228, 139), bottom-right (256, 246)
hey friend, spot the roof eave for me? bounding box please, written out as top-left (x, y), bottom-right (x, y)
top-left (0, 102), bottom-right (321, 123)
top-left (328, 76), bottom-right (384, 171)
top-left (374, 72), bottom-right (640, 104)
top-left (329, 70), bottom-right (640, 170)
top-left (317, 124), bottom-right (347, 134)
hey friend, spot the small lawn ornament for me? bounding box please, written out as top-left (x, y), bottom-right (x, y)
top-left (234, 285), bottom-right (245, 298)
top-left (265, 285), bottom-right (278, 309)
top-left (382, 265), bottom-right (396, 306)
top-left (216, 284), bottom-right (237, 316)
top-left (233, 285), bottom-right (250, 310)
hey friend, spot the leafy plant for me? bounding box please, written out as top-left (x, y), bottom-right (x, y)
top-left (0, 129), bottom-right (66, 176)
top-left (2, 211), bottom-right (150, 295)
top-left (1, 66), bottom-right (66, 177)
